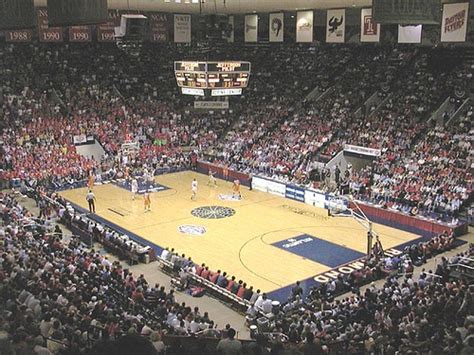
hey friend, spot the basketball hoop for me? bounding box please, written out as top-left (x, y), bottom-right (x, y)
top-left (327, 195), bottom-right (384, 260)
top-left (328, 204), bottom-right (350, 217)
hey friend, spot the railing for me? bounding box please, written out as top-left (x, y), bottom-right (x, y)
top-left (448, 263), bottom-right (474, 271)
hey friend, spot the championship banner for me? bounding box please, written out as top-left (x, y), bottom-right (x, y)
top-left (174, 14), bottom-right (191, 43)
top-left (69, 26), bottom-right (92, 42)
top-left (97, 10), bottom-right (120, 42)
top-left (245, 14), bottom-right (258, 42)
top-left (398, 24), bottom-right (422, 43)
top-left (149, 13), bottom-right (169, 42)
top-left (360, 8), bottom-right (380, 42)
top-left (441, 2), bottom-right (469, 42)
top-left (296, 11), bottom-right (313, 43)
top-left (269, 13), bottom-right (284, 42)
top-left (37, 8), bottom-right (63, 42)
top-left (373, 0), bottom-right (441, 25)
top-left (227, 16), bottom-right (234, 43)
top-left (5, 30), bottom-right (32, 42)
top-left (326, 9), bottom-right (345, 43)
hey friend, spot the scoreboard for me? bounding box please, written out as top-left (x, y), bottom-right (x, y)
top-left (174, 61), bottom-right (251, 96)
top-left (207, 72), bottom-right (250, 88)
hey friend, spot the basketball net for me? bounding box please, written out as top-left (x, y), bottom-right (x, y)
top-left (328, 195), bottom-right (385, 261)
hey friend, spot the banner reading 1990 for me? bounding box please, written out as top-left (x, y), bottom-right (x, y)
top-left (37, 8), bottom-right (63, 42)
top-left (69, 26), bottom-right (92, 42)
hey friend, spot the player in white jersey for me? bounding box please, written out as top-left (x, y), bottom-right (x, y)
top-left (131, 178), bottom-right (138, 200)
top-left (191, 179), bottom-right (198, 200)
top-left (207, 170), bottom-right (217, 187)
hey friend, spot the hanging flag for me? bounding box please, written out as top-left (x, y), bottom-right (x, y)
top-left (269, 13), bottom-right (284, 42)
top-left (296, 11), bottom-right (313, 43)
top-left (326, 9), bottom-right (345, 43)
top-left (69, 25), bottom-right (91, 42)
top-left (441, 2), bottom-right (469, 42)
top-left (398, 25), bottom-right (422, 43)
top-left (360, 8), bottom-right (380, 42)
top-left (149, 13), bottom-right (169, 42)
top-left (37, 8), bottom-right (63, 42)
top-left (245, 14), bottom-right (258, 42)
top-left (97, 10), bottom-right (120, 42)
top-left (174, 14), bottom-right (191, 43)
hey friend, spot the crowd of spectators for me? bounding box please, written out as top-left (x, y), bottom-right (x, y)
top-left (0, 192), bottom-right (233, 354)
top-left (3, 179), bottom-right (472, 355)
top-left (0, 41), bottom-right (472, 353)
top-left (0, 43), bottom-right (471, 218)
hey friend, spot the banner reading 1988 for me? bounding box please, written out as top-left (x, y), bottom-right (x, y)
top-left (5, 29), bottom-right (33, 42)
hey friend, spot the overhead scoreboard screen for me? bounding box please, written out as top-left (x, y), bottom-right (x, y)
top-left (174, 61), bottom-right (251, 96)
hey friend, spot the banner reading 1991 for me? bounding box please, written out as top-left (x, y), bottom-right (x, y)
top-left (97, 10), bottom-right (120, 42)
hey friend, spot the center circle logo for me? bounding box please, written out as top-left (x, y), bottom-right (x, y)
top-left (191, 206), bottom-right (236, 219)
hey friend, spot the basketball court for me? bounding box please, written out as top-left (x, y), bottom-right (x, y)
top-left (59, 171), bottom-right (420, 296)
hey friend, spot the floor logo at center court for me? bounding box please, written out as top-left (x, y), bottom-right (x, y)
top-left (191, 206), bottom-right (236, 219)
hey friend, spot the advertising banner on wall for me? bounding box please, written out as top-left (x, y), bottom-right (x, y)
top-left (326, 9), bottom-right (345, 43)
top-left (269, 13), bottom-right (284, 42)
top-left (245, 14), bottom-right (258, 42)
top-left (296, 11), bottom-right (313, 43)
top-left (440, 2), bottom-right (469, 42)
top-left (360, 8), bottom-right (380, 42)
top-left (398, 24), bottom-right (422, 43)
top-left (174, 14), bottom-right (191, 43)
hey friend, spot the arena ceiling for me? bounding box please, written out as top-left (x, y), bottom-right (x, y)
top-left (34, 0), bottom-right (373, 14)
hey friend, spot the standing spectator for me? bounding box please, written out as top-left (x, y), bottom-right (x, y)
top-left (86, 190), bottom-right (96, 213)
top-left (216, 328), bottom-right (242, 355)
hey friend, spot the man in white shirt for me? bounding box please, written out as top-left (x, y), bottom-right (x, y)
top-left (86, 190), bottom-right (96, 213)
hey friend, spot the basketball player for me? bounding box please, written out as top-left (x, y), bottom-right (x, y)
top-left (144, 191), bottom-right (151, 212)
top-left (131, 178), bottom-right (138, 200)
top-left (207, 170), bottom-right (217, 187)
top-left (87, 172), bottom-right (95, 190)
top-left (191, 178), bottom-right (198, 200)
top-left (232, 179), bottom-right (241, 199)
top-left (223, 164), bottom-right (229, 182)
